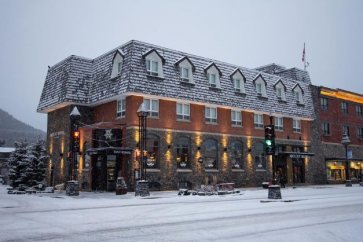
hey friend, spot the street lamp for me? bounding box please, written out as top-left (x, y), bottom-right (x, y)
top-left (137, 103), bottom-right (148, 180)
top-left (70, 106), bottom-right (81, 181)
top-left (341, 133), bottom-right (351, 187)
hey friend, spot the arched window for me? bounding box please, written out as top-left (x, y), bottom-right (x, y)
top-left (229, 141), bottom-right (243, 169)
top-left (254, 142), bottom-right (266, 170)
top-left (175, 137), bottom-right (191, 168)
top-left (202, 139), bottom-right (218, 169)
top-left (146, 134), bottom-right (159, 168)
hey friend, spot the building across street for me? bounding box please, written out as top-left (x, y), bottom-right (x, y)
top-left (37, 40), bottom-right (363, 191)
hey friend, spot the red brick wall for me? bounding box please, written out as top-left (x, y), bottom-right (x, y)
top-left (94, 95), bottom-right (311, 142)
top-left (319, 95), bottom-right (363, 145)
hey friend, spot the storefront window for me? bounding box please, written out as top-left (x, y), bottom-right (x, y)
top-left (202, 139), bottom-right (218, 169)
top-left (146, 134), bottom-right (159, 168)
top-left (175, 137), bottom-right (191, 168)
top-left (326, 161), bottom-right (345, 181)
top-left (229, 141), bottom-right (243, 169)
top-left (254, 142), bottom-right (266, 170)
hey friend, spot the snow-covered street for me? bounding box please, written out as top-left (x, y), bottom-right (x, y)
top-left (0, 185), bottom-right (362, 242)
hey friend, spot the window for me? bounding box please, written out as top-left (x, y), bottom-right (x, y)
top-left (205, 107), bottom-right (217, 123)
top-left (358, 127), bottom-right (363, 139)
top-left (175, 57), bottom-right (195, 83)
top-left (146, 59), bottom-right (159, 76)
top-left (202, 139), bottom-right (218, 169)
top-left (274, 81), bottom-right (286, 101)
top-left (342, 125), bottom-right (350, 136)
top-left (145, 134), bottom-right (159, 168)
top-left (274, 117), bottom-right (283, 131)
top-left (116, 98), bottom-right (126, 117)
top-left (320, 97), bottom-right (328, 110)
top-left (110, 50), bottom-right (124, 78)
top-left (293, 84), bottom-right (304, 104)
top-left (254, 75), bottom-right (267, 97)
top-left (143, 99), bottom-right (159, 117)
top-left (205, 63), bottom-right (221, 88)
top-left (175, 137), bottom-right (191, 168)
top-left (256, 83), bottom-right (262, 95)
top-left (234, 78), bottom-right (243, 93)
top-left (180, 67), bottom-right (190, 81)
top-left (230, 70), bottom-right (245, 93)
top-left (254, 142), bottom-right (266, 170)
top-left (117, 62), bottom-right (122, 74)
top-left (229, 141), bottom-right (243, 169)
top-left (176, 103), bottom-right (190, 121)
top-left (341, 102), bottom-right (348, 114)
top-left (293, 119), bottom-right (301, 132)
top-left (208, 73), bottom-right (217, 87)
top-left (322, 122), bottom-right (330, 135)
top-left (356, 105), bottom-right (363, 116)
top-left (231, 110), bottom-right (242, 126)
top-left (254, 113), bottom-right (264, 128)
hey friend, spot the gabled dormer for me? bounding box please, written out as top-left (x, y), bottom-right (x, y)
top-left (142, 49), bottom-right (166, 78)
top-left (230, 69), bottom-right (246, 94)
top-left (292, 83), bottom-right (304, 105)
top-left (174, 56), bottom-right (196, 83)
top-left (110, 49), bottom-right (124, 79)
top-left (273, 79), bottom-right (287, 101)
top-left (204, 63), bottom-right (222, 89)
top-left (253, 73), bottom-right (267, 98)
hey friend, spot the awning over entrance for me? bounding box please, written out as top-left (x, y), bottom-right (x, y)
top-left (278, 151), bottom-right (315, 159)
top-left (86, 147), bottom-right (133, 155)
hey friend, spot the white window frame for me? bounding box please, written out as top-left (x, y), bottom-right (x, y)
top-left (294, 87), bottom-right (304, 105)
top-left (254, 76), bottom-right (267, 97)
top-left (180, 67), bottom-right (190, 81)
top-left (146, 59), bottom-right (159, 76)
top-left (206, 66), bottom-right (221, 88)
top-left (116, 98), bottom-right (126, 118)
top-left (208, 73), bottom-right (217, 87)
top-left (176, 103), bottom-right (190, 121)
top-left (274, 117), bottom-right (283, 131)
top-left (231, 110), bottom-right (242, 126)
top-left (143, 98), bottom-right (159, 117)
top-left (254, 113), bottom-right (264, 128)
top-left (205, 107), bottom-right (217, 123)
top-left (293, 119), bottom-right (301, 132)
top-left (111, 53), bottom-right (123, 78)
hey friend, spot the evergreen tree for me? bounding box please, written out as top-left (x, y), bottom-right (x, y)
top-left (7, 140), bottom-right (48, 188)
top-left (7, 141), bottom-right (28, 188)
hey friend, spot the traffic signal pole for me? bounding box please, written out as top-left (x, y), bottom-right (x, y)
top-left (268, 115), bottom-right (276, 183)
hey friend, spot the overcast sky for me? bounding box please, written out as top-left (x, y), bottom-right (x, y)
top-left (0, 0), bottom-right (362, 132)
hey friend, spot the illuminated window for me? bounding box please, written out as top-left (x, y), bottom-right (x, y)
top-left (202, 139), bottom-right (218, 169)
top-left (254, 142), bottom-right (266, 170)
top-left (229, 141), bottom-right (243, 169)
top-left (175, 137), bottom-right (191, 168)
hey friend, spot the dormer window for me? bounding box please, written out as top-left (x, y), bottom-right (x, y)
top-left (292, 84), bottom-right (304, 105)
top-left (230, 69), bottom-right (246, 94)
top-left (175, 56), bottom-right (195, 83)
top-left (142, 49), bottom-right (165, 78)
top-left (253, 74), bottom-right (267, 97)
top-left (205, 63), bottom-right (222, 89)
top-left (274, 79), bottom-right (287, 101)
top-left (110, 49), bottom-right (124, 79)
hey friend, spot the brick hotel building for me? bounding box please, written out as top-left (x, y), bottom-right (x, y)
top-left (38, 40), bottom-right (316, 191)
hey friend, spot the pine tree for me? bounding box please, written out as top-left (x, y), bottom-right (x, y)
top-left (7, 141), bottom-right (28, 188)
top-left (7, 140), bottom-right (48, 188)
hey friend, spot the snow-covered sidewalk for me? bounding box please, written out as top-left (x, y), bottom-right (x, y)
top-left (0, 184), bottom-right (362, 241)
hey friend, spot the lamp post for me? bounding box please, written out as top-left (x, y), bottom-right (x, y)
top-left (70, 106), bottom-right (81, 181)
top-left (137, 103), bottom-right (148, 180)
top-left (341, 133), bottom-right (351, 187)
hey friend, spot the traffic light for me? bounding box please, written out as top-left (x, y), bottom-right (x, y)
top-left (73, 130), bottom-right (80, 152)
top-left (264, 125), bottom-right (275, 155)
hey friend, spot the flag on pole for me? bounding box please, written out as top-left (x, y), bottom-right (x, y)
top-left (302, 43), bottom-right (305, 62)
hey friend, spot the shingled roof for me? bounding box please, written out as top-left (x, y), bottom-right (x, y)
top-left (37, 40), bottom-right (314, 119)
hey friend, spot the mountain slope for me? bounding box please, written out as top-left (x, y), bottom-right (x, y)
top-left (0, 108), bottom-right (46, 147)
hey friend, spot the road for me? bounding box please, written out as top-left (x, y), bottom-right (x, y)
top-left (0, 185), bottom-right (362, 242)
